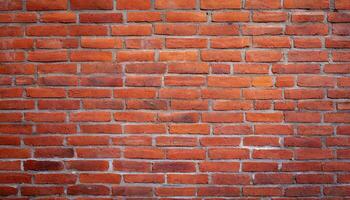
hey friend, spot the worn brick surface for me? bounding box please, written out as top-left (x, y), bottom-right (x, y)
top-left (0, 0), bottom-right (349, 199)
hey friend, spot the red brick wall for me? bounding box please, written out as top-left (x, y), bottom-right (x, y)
top-left (0, 0), bottom-right (350, 198)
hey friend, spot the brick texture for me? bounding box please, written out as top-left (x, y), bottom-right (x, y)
top-left (0, 0), bottom-right (349, 199)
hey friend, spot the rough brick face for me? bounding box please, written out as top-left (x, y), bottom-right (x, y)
top-left (0, 0), bottom-right (349, 199)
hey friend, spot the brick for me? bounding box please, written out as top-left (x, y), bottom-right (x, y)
top-left (208, 76), bottom-right (250, 87)
top-left (164, 76), bottom-right (205, 86)
top-left (285, 137), bottom-right (322, 148)
top-left (156, 0), bottom-right (196, 9)
top-left (24, 160), bottom-right (64, 171)
top-left (80, 173), bottom-right (121, 184)
top-left (113, 136), bottom-right (151, 146)
top-left (28, 50), bottom-right (67, 62)
top-left (112, 186), bottom-right (152, 196)
top-left (202, 112), bottom-right (244, 123)
top-left (212, 11), bottom-right (249, 22)
top-left (38, 63), bottom-right (77, 74)
top-left (155, 24), bottom-right (197, 35)
top-left (166, 38), bottom-right (207, 48)
top-left (159, 50), bottom-right (198, 61)
top-left (0, 0), bottom-right (22, 11)
top-left (328, 12), bottom-right (350, 22)
top-left (168, 174), bottom-right (208, 184)
top-left (0, 186), bottom-right (17, 196)
top-left (26, 25), bottom-right (68, 36)
top-left (0, 26), bottom-right (23, 37)
top-left (209, 148), bottom-right (249, 159)
top-left (212, 174), bottom-right (250, 185)
top-left (246, 50), bottom-right (283, 62)
top-left (198, 187), bottom-right (240, 197)
top-left (212, 100), bottom-right (252, 110)
top-left (126, 38), bottom-right (162, 49)
top-left (284, 0), bottom-right (329, 9)
top-left (38, 76), bottom-right (78, 86)
top-left (243, 89), bottom-right (282, 100)
top-left (70, 112), bottom-right (111, 122)
top-left (112, 25), bottom-right (152, 36)
top-left (285, 112), bottom-right (321, 123)
top-left (288, 51), bottom-right (328, 62)
top-left (253, 149), bottom-right (293, 159)
top-left (69, 25), bottom-right (108, 36)
top-left (285, 89), bottom-right (324, 99)
top-left (36, 124), bottom-right (76, 134)
top-left (0, 38), bottom-right (33, 49)
top-left (153, 162), bottom-right (196, 172)
top-left (253, 36), bottom-right (291, 48)
top-left (126, 99), bottom-right (166, 110)
top-left (69, 88), bottom-right (111, 98)
top-left (80, 13), bottom-right (122, 23)
top-left (214, 125), bottom-right (252, 135)
top-left (200, 137), bottom-right (240, 146)
top-left (244, 136), bottom-right (280, 146)
top-left (66, 160), bottom-right (109, 171)
top-left (70, 0), bottom-right (113, 10)
top-left (254, 173), bottom-right (293, 184)
top-left (34, 147), bottom-right (74, 158)
top-left (67, 136), bottom-right (110, 146)
top-left (296, 174), bottom-right (334, 184)
top-left (200, 161), bottom-right (240, 172)
top-left (253, 11), bottom-right (288, 22)
top-left (200, 0), bottom-right (241, 9)
top-left (114, 160), bottom-right (151, 172)
top-left (0, 135), bottom-right (20, 145)
top-left (35, 173), bottom-right (76, 184)
top-left (71, 51), bottom-right (112, 62)
top-left (40, 12), bottom-right (76, 23)
top-left (67, 185), bottom-right (110, 195)
top-left (117, 0), bottom-right (151, 10)
top-left (243, 187), bottom-right (283, 196)
top-left (124, 147), bottom-right (165, 159)
top-left (166, 11), bottom-right (207, 22)
top-left (211, 37), bottom-right (250, 49)
top-left (297, 75), bottom-right (335, 87)
top-left (285, 186), bottom-right (321, 197)
top-left (246, 0), bottom-right (281, 9)
top-left (125, 174), bottom-right (164, 183)
top-left (242, 25), bottom-right (283, 35)
top-left (199, 24), bottom-right (239, 36)
top-left (324, 186), bottom-right (350, 196)
top-left (156, 136), bottom-right (197, 147)
top-left (0, 173), bottom-right (31, 183)
top-left (83, 99), bottom-right (123, 110)
top-left (0, 52), bottom-right (25, 62)
top-left (243, 162), bottom-right (279, 172)
top-left (128, 11), bottom-right (162, 22)
top-left (27, 0), bottom-right (67, 10)
top-left (201, 50), bottom-right (241, 62)
top-left (335, 0), bottom-right (350, 9)
top-left (21, 186), bottom-right (64, 196)
top-left (169, 124), bottom-right (210, 134)
top-left (126, 63), bottom-right (166, 74)
top-left (171, 100), bottom-right (209, 110)
top-left (292, 12), bottom-right (324, 22)
top-left (295, 149), bottom-right (334, 160)
top-left (24, 136), bottom-right (63, 146)
top-left (286, 24), bottom-right (328, 35)
top-left (117, 51), bottom-right (154, 62)
top-left (273, 64), bottom-right (320, 74)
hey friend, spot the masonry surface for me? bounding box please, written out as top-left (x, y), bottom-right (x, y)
top-left (0, 0), bottom-right (350, 199)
